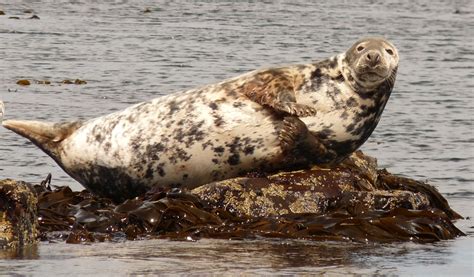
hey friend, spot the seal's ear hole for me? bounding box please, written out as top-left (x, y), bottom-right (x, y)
top-left (356, 45), bottom-right (364, 52)
top-left (385, 48), bottom-right (394, 55)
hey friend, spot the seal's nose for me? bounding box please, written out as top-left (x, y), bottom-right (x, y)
top-left (365, 50), bottom-right (381, 65)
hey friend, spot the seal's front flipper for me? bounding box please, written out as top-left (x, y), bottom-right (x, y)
top-left (240, 69), bottom-right (316, 117)
top-left (279, 116), bottom-right (336, 164)
top-left (272, 90), bottom-right (317, 117)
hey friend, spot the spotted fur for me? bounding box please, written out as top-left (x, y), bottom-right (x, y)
top-left (2, 37), bottom-right (399, 202)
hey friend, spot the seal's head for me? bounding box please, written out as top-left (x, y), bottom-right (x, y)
top-left (344, 37), bottom-right (399, 90)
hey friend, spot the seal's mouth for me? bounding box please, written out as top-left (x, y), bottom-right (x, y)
top-left (355, 65), bottom-right (390, 82)
top-left (360, 71), bottom-right (386, 82)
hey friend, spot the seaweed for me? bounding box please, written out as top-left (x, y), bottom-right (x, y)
top-left (0, 152), bottom-right (465, 248)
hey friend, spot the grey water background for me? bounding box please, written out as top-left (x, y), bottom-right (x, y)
top-left (0, 0), bottom-right (473, 275)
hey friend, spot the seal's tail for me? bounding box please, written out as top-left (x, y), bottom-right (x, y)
top-left (2, 119), bottom-right (82, 161)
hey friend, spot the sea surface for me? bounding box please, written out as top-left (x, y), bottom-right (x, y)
top-left (0, 0), bottom-right (473, 275)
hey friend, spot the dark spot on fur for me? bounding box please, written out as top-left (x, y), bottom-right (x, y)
top-left (157, 165), bottom-right (166, 177)
top-left (82, 165), bottom-right (149, 203)
top-left (211, 170), bottom-right (220, 180)
top-left (243, 145), bottom-right (255, 155)
top-left (346, 123), bottom-right (356, 132)
top-left (144, 143), bottom-right (164, 161)
top-left (226, 137), bottom-right (241, 153)
top-left (214, 146), bottom-right (225, 153)
top-left (328, 58), bottom-right (338, 69)
top-left (212, 158), bottom-right (219, 164)
top-left (328, 140), bottom-right (358, 159)
top-left (168, 100), bottom-right (179, 115)
top-left (227, 153), bottom-right (240, 165)
top-left (209, 102), bottom-right (218, 110)
top-left (346, 97), bottom-right (357, 107)
top-left (332, 72), bottom-right (345, 82)
top-left (173, 120), bottom-right (206, 147)
top-left (145, 167), bottom-right (154, 179)
top-left (126, 114), bottom-right (137, 123)
top-left (202, 140), bottom-right (213, 150)
top-left (341, 111), bottom-right (349, 120)
top-left (233, 102), bottom-right (244, 108)
top-left (104, 142), bottom-right (111, 152)
top-left (213, 114), bottom-right (225, 127)
top-left (182, 174), bottom-right (189, 181)
top-left (169, 148), bottom-right (192, 164)
top-left (311, 68), bottom-right (322, 79)
top-left (318, 128), bottom-right (334, 139)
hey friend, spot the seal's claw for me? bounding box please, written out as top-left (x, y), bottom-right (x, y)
top-left (274, 102), bottom-right (316, 117)
top-left (292, 103), bottom-right (317, 117)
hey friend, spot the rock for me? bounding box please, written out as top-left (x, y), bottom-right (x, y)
top-left (62, 79), bottom-right (87, 85)
top-left (0, 152), bottom-right (465, 245)
top-left (193, 151), bottom-right (461, 219)
top-left (0, 180), bottom-right (38, 249)
top-left (74, 79), bottom-right (87, 85)
top-left (29, 15), bottom-right (40, 20)
top-left (0, 11), bottom-right (5, 15)
top-left (8, 16), bottom-right (20, 20)
top-left (16, 79), bottom-right (31, 86)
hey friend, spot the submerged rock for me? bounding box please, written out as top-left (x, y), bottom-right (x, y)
top-left (0, 152), bottom-right (465, 247)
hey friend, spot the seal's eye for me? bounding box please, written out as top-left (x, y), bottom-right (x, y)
top-left (385, 48), bottom-right (394, 55)
top-left (356, 45), bottom-right (365, 52)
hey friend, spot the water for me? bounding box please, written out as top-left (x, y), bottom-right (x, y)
top-left (0, 0), bottom-right (473, 275)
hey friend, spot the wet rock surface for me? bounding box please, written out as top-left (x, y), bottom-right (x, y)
top-left (0, 152), bottom-right (465, 247)
top-left (0, 180), bottom-right (38, 249)
top-left (195, 151), bottom-right (461, 219)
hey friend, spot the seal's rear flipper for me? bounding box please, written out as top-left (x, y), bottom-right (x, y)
top-left (2, 119), bottom-right (82, 160)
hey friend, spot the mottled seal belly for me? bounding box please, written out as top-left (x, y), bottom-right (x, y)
top-left (2, 37), bottom-right (399, 203)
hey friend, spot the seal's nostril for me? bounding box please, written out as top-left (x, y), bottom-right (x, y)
top-left (375, 54), bottom-right (380, 62)
top-left (366, 52), bottom-right (380, 64)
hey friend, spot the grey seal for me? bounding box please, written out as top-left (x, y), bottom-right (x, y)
top-left (2, 37), bottom-right (399, 202)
